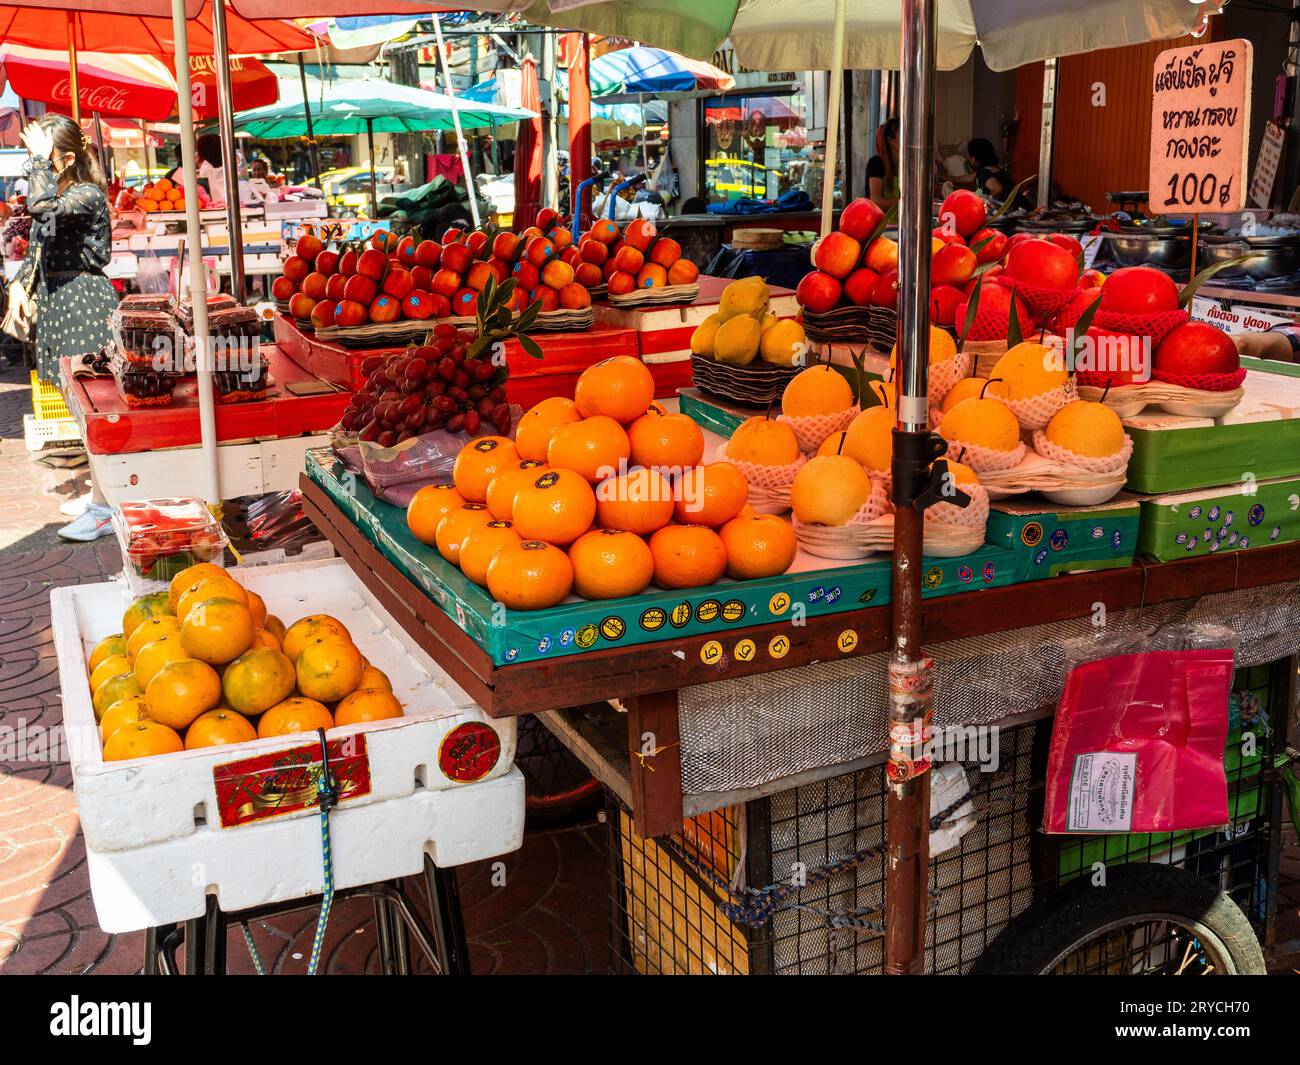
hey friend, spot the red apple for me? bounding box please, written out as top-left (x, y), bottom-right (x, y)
top-left (429, 293), bottom-right (452, 318)
top-left (843, 267), bottom-right (879, 307)
top-left (513, 260), bottom-right (540, 290)
top-left (288, 292), bottom-right (317, 319)
top-left (357, 248), bottom-right (387, 281)
top-left (325, 274), bottom-right (347, 302)
top-left (838, 197), bottom-right (885, 242)
top-left (338, 249), bottom-right (358, 277)
top-left (865, 237), bottom-right (899, 273)
top-left (955, 281), bottom-right (1033, 341)
top-left (1082, 327), bottom-right (1150, 385)
top-left (932, 230), bottom-right (967, 248)
top-left (382, 267), bottom-right (415, 299)
top-left (343, 274), bottom-right (378, 306)
top-left (442, 226), bottom-right (466, 244)
top-left (442, 242), bottom-right (473, 275)
top-left (466, 230), bottom-right (489, 256)
top-left (491, 232), bottom-right (520, 261)
top-left (309, 299), bottom-right (337, 330)
top-left (282, 255), bottom-right (309, 284)
top-left (1048, 232), bottom-right (1083, 260)
top-left (368, 295), bottom-right (401, 323)
top-left (300, 271), bottom-right (328, 300)
top-left (1080, 269), bottom-right (1105, 289)
top-left (270, 276), bottom-right (296, 301)
top-left (451, 287), bottom-right (479, 317)
top-left (396, 235), bottom-right (416, 266)
top-left (1050, 286), bottom-right (1103, 332)
top-left (796, 270), bottom-right (843, 312)
top-left (929, 285), bottom-right (965, 328)
top-left (1154, 321), bottom-right (1239, 376)
top-left (1099, 266), bottom-right (1180, 316)
top-left (315, 250), bottom-right (339, 276)
top-left (333, 299), bottom-right (367, 328)
top-left (534, 286), bottom-right (560, 312)
top-left (970, 227), bottom-right (1007, 265)
top-left (579, 238), bottom-right (608, 265)
top-left (402, 291), bottom-right (436, 320)
top-left (872, 268), bottom-right (899, 311)
top-left (932, 243), bottom-right (977, 287)
top-left (411, 266), bottom-right (434, 293)
top-left (295, 233), bottom-right (323, 262)
top-left (813, 231), bottom-right (862, 280)
top-left (1004, 238), bottom-right (1078, 290)
top-left (938, 189), bottom-right (987, 238)
top-left (415, 240), bottom-right (442, 269)
top-left (431, 269), bottom-right (462, 299)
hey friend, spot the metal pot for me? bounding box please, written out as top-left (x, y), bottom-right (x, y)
top-left (1016, 216), bottom-right (1098, 235)
top-left (1196, 233), bottom-right (1300, 282)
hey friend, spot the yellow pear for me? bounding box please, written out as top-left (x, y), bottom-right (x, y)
top-left (760, 319), bottom-right (807, 368)
top-left (717, 276), bottom-right (770, 322)
top-left (690, 313), bottom-right (722, 356)
top-left (714, 315), bottom-right (762, 367)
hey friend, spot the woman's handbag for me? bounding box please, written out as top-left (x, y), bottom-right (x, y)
top-left (1, 272), bottom-right (37, 342)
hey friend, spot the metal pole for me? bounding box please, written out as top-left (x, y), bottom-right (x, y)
top-left (431, 15), bottom-right (481, 228)
top-left (885, 0), bottom-right (936, 977)
top-left (170, 0), bottom-right (220, 507)
top-left (297, 54), bottom-right (322, 190)
top-left (819, 0), bottom-right (847, 239)
top-left (541, 29), bottom-right (558, 210)
top-left (66, 15), bottom-right (81, 125)
top-left (366, 118), bottom-right (379, 218)
top-left (210, 0), bottom-right (245, 297)
top-left (1036, 58), bottom-right (1058, 209)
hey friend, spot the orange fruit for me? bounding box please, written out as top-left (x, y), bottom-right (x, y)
top-left (250, 627), bottom-right (281, 651)
top-left (90, 655), bottom-right (133, 695)
top-left (245, 589), bottom-right (268, 628)
top-left (727, 416), bottom-right (801, 465)
top-left (122, 591), bottom-right (174, 637)
top-left (407, 484), bottom-right (466, 545)
top-left (258, 697), bottom-right (334, 738)
top-left (92, 672), bottom-right (143, 720)
top-left (435, 503), bottom-right (494, 564)
top-left (180, 597), bottom-right (255, 665)
top-left (88, 634), bottom-right (127, 673)
top-left (335, 688), bottom-right (404, 726)
top-left (176, 575), bottom-right (248, 620)
top-left (222, 648), bottom-right (297, 716)
top-left (627, 409), bottom-right (705, 470)
top-left (649, 525), bottom-right (728, 589)
top-left (185, 709), bottom-right (258, 749)
top-left (357, 664), bottom-right (392, 691)
top-left (485, 460), bottom-right (549, 519)
top-left (511, 469), bottom-right (596, 545)
top-left (546, 415), bottom-right (631, 483)
top-left (168, 562), bottom-right (226, 611)
top-left (99, 694), bottom-right (150, 743)
top-left (103, 720), bottom-right (184, 761)
top-left (719, 514), bottom-right (798, 579)
top-left (296, 638), bottom-right (364, 703)
top-left (281, 615), bottom-right (351, 662)
top-left (515, 397), bottom-right (581, 461)
top-left (127, 614), bottom-right (182, 658)
top-left (144, 658), bottom-right (222, 730)
top-left (486, 540), bottom-right (574, 610)
top-left (133, 634), bottom-right (191, 688)
top-left (264, 614), bottom-right (287, 641)
top-left (569, 529), bottom-right (655, 599)
top-left (459, 519), bottom-right (522, 585)
top-left (573, 356), bottom-right (655, 424)
top-left (595, 468), bottom-right (674, 535)
top-left (452, 436), bottom-right (520, 502)
top-left (673, 462), bottom-right (749, 527)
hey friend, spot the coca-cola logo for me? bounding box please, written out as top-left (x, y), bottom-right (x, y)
top-left (51, 79), bottom-right (130, 115)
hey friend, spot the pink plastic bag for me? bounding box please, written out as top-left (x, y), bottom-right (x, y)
top-left (1043, 649), bottom-right (1233, 835)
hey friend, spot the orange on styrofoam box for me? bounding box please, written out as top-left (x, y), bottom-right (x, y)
top-left (593, 274), bottom-right (799, 366)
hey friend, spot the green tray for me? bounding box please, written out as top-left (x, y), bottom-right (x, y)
top-left (1136, 475), bottom-right (1299, 561)
top-left (986, 496), bottom-right (1140, 580)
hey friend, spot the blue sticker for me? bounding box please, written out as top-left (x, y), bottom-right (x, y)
top-left (1224, 510), bottom-right (1235, 527)
top-left (1218, 526), bottom-right (1229, 540)
top-left (1034, 549), bottom-right (1049, 565)
top-left (1186, 539), bottom-right (1197, 552)
top-left (1228, 531), bottom-right (1239, 545)
top-left (1210, 539), bottom-right (1220, 553)
top-left (1208, 505), bottom-right (1220, 521)
top-left (1111, 530), bottom-right (1123, 549)
top-left (957, 565), bottom-right (973, 583)
top-left (537, 635), bottom-right (552, 654)
top-left (808, 586), bottom-right (825, 602)
top-left (504, 647), bottom-right (519, 662)
top-left (560, 628), bottom-right (576, 646)
top-left (982, 562), bottom-right (996, 582)
top-left (1091, 526), bottom-right (1104, 539)
top-left (1249, 504), bottom-right (1265, 526)
top-left (1049, 529), bottom-right (1069, 551)
top-left (1202, 527), bottom-right (1214, 542)
top-left (1240, 535), bottom-right (1251, 549)
top-left (824, 587), bottom-right (842, 604)
top-left (1271, 526), bottom-right (1281, 541)
top-left (1175, 532), bottom-right (1187, 544)
top-left (1189, 505), bottom-right (1202, 519)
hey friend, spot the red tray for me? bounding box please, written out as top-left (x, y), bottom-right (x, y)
top-left (275, 313), bottom-right (639, 391)
top-left (62, 346), bottom-right (350, 456)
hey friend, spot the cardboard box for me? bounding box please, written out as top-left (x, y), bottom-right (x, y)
top-left (986, 495), bottom-right (1140, 580)
top-left (1137, 476), bottom-right (1300, 561)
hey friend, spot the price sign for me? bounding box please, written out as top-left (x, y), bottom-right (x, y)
top-left (1149, 39), bottom-right (1253, 213)
top-left (1249, 119), bottom-right (1284, 209)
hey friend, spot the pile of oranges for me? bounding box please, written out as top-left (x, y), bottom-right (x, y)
top-left (406, 356), bottom-right (797, 611)
top-left (136, 177), bottom-right (186, 214)
top-left (575, 217), bottom-right (699, 297)
top-left (86, 563), bottom-right (402, 762)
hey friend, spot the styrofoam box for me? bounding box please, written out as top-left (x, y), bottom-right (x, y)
top-left (53, 557), bottom-right (524, 932)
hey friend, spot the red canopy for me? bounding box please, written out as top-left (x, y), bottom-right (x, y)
top-left (1, 44), bottom-right (177, 120)
top-left (188, 54), bottom-right (278, 119)
top-left (566, 32), bottom-right (592, 229)
top-left (0, 2), bottom-right (315, 56)
top-left (514, 56), bottom-right (543, 231)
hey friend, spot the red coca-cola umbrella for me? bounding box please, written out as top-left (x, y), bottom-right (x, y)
top-left (187, 53), bottom-right (277, 119)
top-left (513, 56), bottom-right (543, 231)
top-left (0, 43), bottom-right (177, 120)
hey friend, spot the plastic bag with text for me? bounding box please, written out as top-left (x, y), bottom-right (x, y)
top-left (1043, 633), bottom-right (1235, 835)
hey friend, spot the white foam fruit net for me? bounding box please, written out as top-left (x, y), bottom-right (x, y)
top-left (722, 449), bottom-right (807, 492)
top-left (1001, 379), bottom-right (1076, 431)
top-left (944, 436), bottom-right (1026, 473)
top-left (928, 481), bottom-right (989, 528)
top-left (1031, 430), bottom-right (1134, 475)
top-left (779, 404), bottom-right (859, 455)
top-left (849, 476), bottom-right (895, 525)
top-left (927, 350), bottom-right (972, 407)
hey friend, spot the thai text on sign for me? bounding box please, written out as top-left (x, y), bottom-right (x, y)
top-left (1149, 40), bottom-right (1253, 213)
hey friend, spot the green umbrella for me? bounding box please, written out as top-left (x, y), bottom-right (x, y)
top-left (234, 77), bottom-right (534, 215)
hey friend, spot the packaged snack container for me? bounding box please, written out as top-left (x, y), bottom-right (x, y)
top-left (112, 497), bottom-right (229, 594)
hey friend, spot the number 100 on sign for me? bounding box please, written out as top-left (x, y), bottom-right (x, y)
top-left (1148, 39), bottom-right (1252, 215)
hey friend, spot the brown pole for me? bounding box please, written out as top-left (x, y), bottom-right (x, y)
top-left (298, 54), bottom-right (322, 190)
top-left (66, 14), bottom-right (82, 125)
top-left (885, 0), bottom-right (937, 976)
top-left (367, 117), bottom-right (378, 218)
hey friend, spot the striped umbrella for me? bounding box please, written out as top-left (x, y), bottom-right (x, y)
top-left (586, 44), bottom-right (733, 100)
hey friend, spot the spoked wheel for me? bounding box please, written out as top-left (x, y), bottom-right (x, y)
top-left (973, 862), bottom-right (1266, 975)
top-left (516, 714), bottom-right (603, 828)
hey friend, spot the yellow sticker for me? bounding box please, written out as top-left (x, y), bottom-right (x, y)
top-left (721, 599), bottom-right (746, 623)
top-left (600, 616), bottom-right (627, 641)
top-left (734, 638), bottom-right (756, 662)
top-left (768, 633), bottom-right (790, 659)
top-left (700, 640), bottom-right (724, 665)
top-left (768, 591), bottom-right (791, 616)
top-left (639, 607), bottom-right (666, 632)
top-left (837, 629), bottom-right (858, 653)
top-left (695, 599), bottom-right (721, 624)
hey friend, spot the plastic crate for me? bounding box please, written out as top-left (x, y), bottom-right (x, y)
top-left (31, 370), bottom-right (74, 421)
top-left (23, 412), bottom-right (82, 451)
